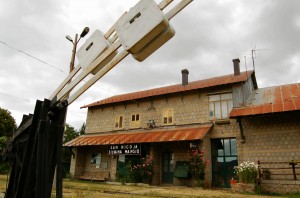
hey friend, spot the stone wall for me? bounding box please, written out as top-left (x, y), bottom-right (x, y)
top-left (70, 146), bottom-right (116, 180)
top-left (85, 88), bottom-right (232, 134)
top-left (261, 180), bottom-right (300, 194)
top-left (70, 147), bottom-right (86, 179)
top-left (232, 112), bottom-right (300, 194)
top-left (237, 112), bottom-right (300, 164)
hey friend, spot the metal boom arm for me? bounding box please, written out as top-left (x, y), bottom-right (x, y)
top-left (3, 0), bottom-right (193, 198)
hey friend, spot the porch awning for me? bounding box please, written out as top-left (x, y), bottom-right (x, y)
top-left (64, 125), bottom-right (212, 147)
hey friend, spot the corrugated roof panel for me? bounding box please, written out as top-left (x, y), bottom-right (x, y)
top-left (82, 71), bottom-right (254, 108)
top-left (262, 104), bottom-right (272, 114)
top-left (64, 125), bottom-right (212, 147)
top-left (295, 99), bottom-right (300, 109)
top-left (230, 83), bottom-right (300, 117)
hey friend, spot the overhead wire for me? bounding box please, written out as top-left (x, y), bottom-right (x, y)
top-left (0, 40), bottom-right (66, 74)
top-left (0, 39), bottom-right (118, 96)
top-left (0, 91), bottom-right (31, 102)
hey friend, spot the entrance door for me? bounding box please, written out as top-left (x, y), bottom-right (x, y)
top-left (162, 152), bottom-right (174, 184)
top-left (211, 138), bottom-right (238, 188)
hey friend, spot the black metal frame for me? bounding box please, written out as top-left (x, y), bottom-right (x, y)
top-left (3, 98), bottom-right (67, 198)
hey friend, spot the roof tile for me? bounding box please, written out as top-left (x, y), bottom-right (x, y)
top-left (82, 71), bottom-right (254, 108)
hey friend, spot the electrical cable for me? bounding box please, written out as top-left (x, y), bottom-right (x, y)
top-left (0, 40), bottom-right (66, 74)
top-left (0, 40), bottom-right (118, 96)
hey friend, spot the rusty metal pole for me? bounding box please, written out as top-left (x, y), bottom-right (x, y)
top-left (53, 33), bottom-right (78, 198)
top-left (69, 34), bottom-right (78, 73)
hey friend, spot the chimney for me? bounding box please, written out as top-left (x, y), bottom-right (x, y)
top-left (232, 58), bottom-right (240, 76)
top-left (181, 69), bottom-right (189, 86)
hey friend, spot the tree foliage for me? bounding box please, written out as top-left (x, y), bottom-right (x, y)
top-left (0, 107), bottom-right (17, 137)
top-left (78, 122), bottom-right (86, 135)
top-left (63, 123), bottom-right (80, 165)
top-left (0, 107), bottom-right (16, 173)
top-left (63, 123), bottom-right (79, 144)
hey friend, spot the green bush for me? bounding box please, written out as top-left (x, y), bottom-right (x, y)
top-left (129, 157), bottom-right (153, 183)
top-left (188, 149), bottom-right (209, 187)
top-left (235, 161), bottom-right (258, 183)
top-left (0, 162), bottom-right (10, 174)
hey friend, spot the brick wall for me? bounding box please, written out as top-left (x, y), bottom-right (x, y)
top-left (85, 88), bottom-right (233, 134)
top-left (70, 146), bottom-right (117, 180)
top-left (237, 112), bottom-right (300, 164)
top-left (261, 180), bottom-right (300, 194)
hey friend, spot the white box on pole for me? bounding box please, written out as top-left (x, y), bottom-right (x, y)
top-left (77, 29), bottom-right (117, 74)
top-left (115, 0), bottom-right (171, 54)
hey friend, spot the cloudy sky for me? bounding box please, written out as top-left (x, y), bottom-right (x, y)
top-left (0, 0), bottom-right (299, 130)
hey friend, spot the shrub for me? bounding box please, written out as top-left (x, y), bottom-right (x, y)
top-left (235, 161), bottom-right (258, 183)
top-left (188, 149), bottom-right (209, 187)
top-left (130, 157), bottom-right (153, 183)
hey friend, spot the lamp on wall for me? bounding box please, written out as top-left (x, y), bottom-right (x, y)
top-left (189, 142), bottom-right (197, 149)
top-left (147, 119), bottom-right (156, 128)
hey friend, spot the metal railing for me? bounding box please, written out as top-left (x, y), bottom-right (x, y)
top-left (258, 160), bottom-right (299, 181)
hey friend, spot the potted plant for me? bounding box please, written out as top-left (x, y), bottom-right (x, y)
top-left (233, 161), bottom-right (258, 193)
top-left (262, 169), bottom-right (271, 180)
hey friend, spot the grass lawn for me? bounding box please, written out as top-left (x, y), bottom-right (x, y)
top-left (0, 175), bottom-right (298, 198)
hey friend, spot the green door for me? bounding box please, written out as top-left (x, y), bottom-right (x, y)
top-left (211, 138), bottom-right (238, 188)
top-left (162, 152), bottom-right (174, 184)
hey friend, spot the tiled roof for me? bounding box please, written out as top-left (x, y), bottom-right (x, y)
top-left (64, 125), bottom-right (212, 146)
top-left (230, 83), bottom-right (300, 117)
top-left (82, 70), bottom-right (255, 108)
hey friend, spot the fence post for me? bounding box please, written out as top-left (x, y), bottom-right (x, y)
top-left (258, 160), bottom-right (262, 179)
top-left (291, 163), bottom-right (297, 180)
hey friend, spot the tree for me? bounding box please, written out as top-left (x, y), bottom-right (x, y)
top-left (0, 107), bottom-right (17, 137)
top-left (63, 124), bottom-right (79, 163)
top-left (63, 124), bottom-right (79, 144)
top-left (78, 122), bottom-right (86, 135)
top-left (0, 107), bottom-right (17, 173)
top-left (62, 123), bottom-right (79, 177)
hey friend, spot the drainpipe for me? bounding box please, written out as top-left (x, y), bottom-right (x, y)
top-left (236, 117), bottom-right (245, 143)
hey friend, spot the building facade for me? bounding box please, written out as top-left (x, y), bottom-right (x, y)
top-left (65, 60), bottom-right (300, 190)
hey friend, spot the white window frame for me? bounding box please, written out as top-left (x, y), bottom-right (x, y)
top-left (209, 93), bottom-right (233, 120)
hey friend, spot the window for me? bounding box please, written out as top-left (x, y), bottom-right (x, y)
top-left (209, 93), bottom-right (233, 119)
top-left (130, 113), bottom-right (140, 128)
top-left (115, 115), bottom-right (124, 129)
top-left (163, 109), bottom-right (173, 125)
top-left (91, 153), bottom-right (101, 168)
